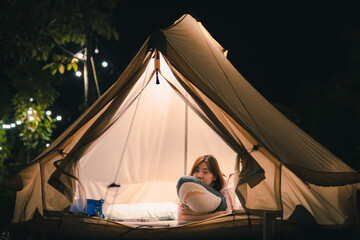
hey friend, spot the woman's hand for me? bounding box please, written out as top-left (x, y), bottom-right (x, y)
top-left (179, 203), bottom-right (198, 215)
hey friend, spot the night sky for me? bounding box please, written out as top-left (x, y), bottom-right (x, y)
top-left (54, 1), bottom-right (360, 138)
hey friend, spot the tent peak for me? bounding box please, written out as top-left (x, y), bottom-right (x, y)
top-left (148, 29), bottom-right (167, 56)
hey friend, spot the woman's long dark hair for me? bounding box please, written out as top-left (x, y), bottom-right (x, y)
top-left (189, 154), bottom-right (225, 191)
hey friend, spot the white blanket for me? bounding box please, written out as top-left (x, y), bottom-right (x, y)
top-left (105, 202), bottom-right (178, 221)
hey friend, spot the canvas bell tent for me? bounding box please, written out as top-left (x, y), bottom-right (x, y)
top-left (8, 14), bottom-right (360, 238)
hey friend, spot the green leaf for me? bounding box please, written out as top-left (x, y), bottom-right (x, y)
top-left (64, 34), bottom-right (70, 43)
top-left (72, 62), bottom-right (78, 72)
top-left (31, 49), bottom-right (37, 58)
top-left (42, 50), bottom-right (48, 61)
top-left (80, 37), bottom-right (85, 47)
top-left (71, 58), bottom-right (79, 63)
top-left (42, 63), bottom-right (53, 71)
top-left (51, 68), bottom-right (57, 75)
top-left (58, 64), bottom-right (65, 74)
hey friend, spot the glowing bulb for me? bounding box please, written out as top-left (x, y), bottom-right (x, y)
top-left (46, 110), bottom-right (52, 116)
top-left (46, 143), bottom-right (50, 147)
top-left (16, 120), bottom-right (21, 125)
top-left (27, 108), bottom-right (33, 115)
top-left (0, 146), bottom-right (2, 151)
top-left (94, 48), bottom-right (99, 54)
top-left (76, 53), bottom-right (84, 59)
top-left (75, 71), bottom-right (82, 77)
top-left (101, 61), bottom-right (108, 67)
top-left (10, 123), bottom-right (15, 128)
top-left (56, 115), bottom-right (62, 121)
top-left (29, 98), bottom-right (34, 102)
top-left (28, 116), bottom-right (34, 121)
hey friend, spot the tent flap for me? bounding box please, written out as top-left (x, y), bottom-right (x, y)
top-left (238, 152), bottom-right (265, 188)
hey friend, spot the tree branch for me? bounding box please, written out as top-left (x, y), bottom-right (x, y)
top-left (50, 34), bottom-right (86, 62)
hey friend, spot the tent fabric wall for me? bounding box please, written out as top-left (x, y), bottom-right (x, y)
top-left (11, 14), bottom-right (360, 226)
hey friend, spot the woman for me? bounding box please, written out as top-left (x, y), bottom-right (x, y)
top-left (178, 154), bottom-right (232, 221)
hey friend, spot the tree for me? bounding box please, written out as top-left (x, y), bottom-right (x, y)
top-left (0, 0), bottom-right (119, 177)
top-left (6, 59), bottom-right (59, 163)
top-left (0, 127), bottom-right (10, 178)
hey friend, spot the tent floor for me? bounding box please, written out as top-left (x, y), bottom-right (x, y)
top-left (8, 214), bottom-right (360, 240)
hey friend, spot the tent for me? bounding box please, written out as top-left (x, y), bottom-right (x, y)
top-left (8, 14), bottom-right (360, 238)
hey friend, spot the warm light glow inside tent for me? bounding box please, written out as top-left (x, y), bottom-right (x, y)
top-left (72, 54), bottom-right (240, 213)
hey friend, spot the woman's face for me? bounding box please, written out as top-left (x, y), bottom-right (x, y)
top-left (192, 161), bottom-right (216, 186)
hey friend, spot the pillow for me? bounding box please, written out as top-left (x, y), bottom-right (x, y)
top-left (176, 176), bottom-right (227, 213)
top-left (105, 202), bottom-right (178, 221)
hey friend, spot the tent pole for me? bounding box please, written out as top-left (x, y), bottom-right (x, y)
top-left (263, 212), bottom-right (276, 240)
top-left (90, 56), bottom-right (101, 98)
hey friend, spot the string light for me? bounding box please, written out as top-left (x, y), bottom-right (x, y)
top-left (2, 121), bottom-right (22, 128)
top-left (27, 108), bottom-right (33, 115)
top-left (76, 53), bottom-right (84, 59)
top-left (75, 71), bottom-right (82, 77)
top-left (101, 61), bottom-right (108, 68)
top-left (2, 109), bottom-right (60, 131)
